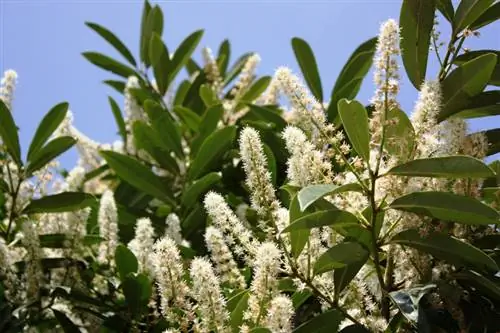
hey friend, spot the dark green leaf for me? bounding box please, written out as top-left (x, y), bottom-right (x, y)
top-left (108, 96), bottom-right (127, 142)
top-left (390, 191), bottom-right (500, 225)
top-left (283, 209), bottom-right (359, 233)
top-left (439, 53), bottom-right (497, 121)
top-left (470, 2), bottom-right (500, 30)
top-left (115, 245), bottom-right (138, 281)
top-left (390, 229), bottom-right (498, 271)
top-left (453, 0), bottom-right (494, 33)
top-left (455, 270), bottom-right (500, 301)
top-left (338, 99), bottom-right (370, 161)
top-left (0, 100), bottom-right (21, 165)
top-left (173, 80), bottom-right (191, 106)
top-left (481, 128), bottom-right (500, 156)
top-left (293, 309), bottom-right (342, 333)
top-left (244, 104), bottom-right (287, 131)
top-left (334, 252), bottom-right (369, 295)
top-left (387, 155), bottom-right (494, 178)
top-left (400, 0), bottom-right (436, 88)
top-left (82, 52), bottom-right (137, 78)
top-left (149, 32), bottom-right (170, 95)
top-left (230, 290), bottom-right (249, 332)
top-left (314, 242), bottom-right (369, 275)
top-left (103, 80), bottom-right (126, 94)
top-left (85, 22), bottom-right (136, 66)
top-left (297, 183), bottom-right (363, 212)
top-left (191, 104), bottom-right (225, 155)
top-left (23, 192), bottom-right (95, 214)
top-left (27, 102), bottom-right (68, 161)
top-left (122, 273), bottom-right (152, 314)
top-left (238, 76), bottom-right (271, 106)
top-left (26, 136), bottom-right (76, 175)
top-left (291, 37), bottom-right (323, 101)
top-left (188, 126), bottom-right (236, 180)
top-left (100, 150), bottom-right (174, 204)
top-left (173, 105), bottom-right (201, 132)
top-left (437, 0), bottom-right (455, 22)
top-left (141, 4), bottom-right (163, 67)
top-left (218, 39), bottom-right (231, 75)
top-left (328, 37), bottom-right (377, 121)
top-left (339, 325), bottom-right (371, 333)
top-left (53, 309), bottom-right (81, 333)
top-left (169, 30), bottom-right (204, 83)
top-left (451, 90), bottom-right (500, 118)
top-left (292, 289), bottom-right (312, 309)
top-left (181, 172), bottom-right (222, 209)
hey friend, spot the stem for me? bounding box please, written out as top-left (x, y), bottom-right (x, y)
top-left (431, 32), bottom-right (443, 67)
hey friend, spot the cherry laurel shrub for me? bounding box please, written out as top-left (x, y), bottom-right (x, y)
top-left (1, 0), bottom-right (500, 332)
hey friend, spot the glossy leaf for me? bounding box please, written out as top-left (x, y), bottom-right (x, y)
top-left (453, 0), bottom-right (494, 34)
top-left (400, 0), bottom-right (436, 88)
top-left (0, 100), bottom-right (22, 165)
top-left (149, 32), bottom-right (170, 95)
top-left (390, 229), bottom-right (498, 272)
top-left (283, 209), bottom-right (359, 233)
top-left (455, 270), bottom-right (500, 301)
top-left (173, 105), bottom-right (201, 132)
top-left (328, 37), bottom-right (377, 121)
top-left (140, 4), bottom-right (163, 67)
top-left (27, 102), bottom-right (69, 161)
top-left (292, 37), bottom-right (323, 101)
top-left (244, 104), bottom-right (287, 131)
top-left (122, 273), bottom-right (152, 314)
top-left (470, 2), bottom-right (500, 30)
top-left (338, 99), bottom-right (370, 161)
top-left (199, 84), bottom-right (220, 107)
top-left (439, 53), bottom-right (497, 121)
top-left (451, 90), bottom-right (500, 118)
top-left (82, 52), bottom-right (136, 78)
top-left (85, 22), bottom-right (136, 66)
top-left (387, 155), bottom-right (494, 178)
top-left (188, 126), bottom-right (236, 180)
top-left (115, 245), bottom-right (138, 281)
top-left (217, 39), bottom-right (230, 75)
top-left (191, 104), bottom-right (225, 155)
top-left (293, 309), bottom-right (342, 333)
top-left (103, 80), bottom-right (126, 94)
top-left (181, 172), bottom-right (222, 209)
top-left (390, 191), bottom-right (500, 226)
top-left (26, 136), bottom-right (76, 175)
top-left (108, 96), bottom-right (127, 142)
top-left (169, 30), bottom-right (204, 83)
top-left (238, 76), bottom-right (271, 105)
top-left (100, 150), bottom-right (174, 204)
top-left (334, 252), bottom-right (369, 295)
top-left (289, 195), bottom-right (311, 259)
top-left (173, 80), bottom-right (191, 106)
top-left (297, 183), bottom-right (363, 212)
top-left (314, 242), bottom-right (369, 275)
top-left (437, 0), bottom-right (454, 22)
top-left (23, 192), bottom-right (95, 214)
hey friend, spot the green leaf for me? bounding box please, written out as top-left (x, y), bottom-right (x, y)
top-left (437, 0), bottom-right (455, 22)
top-left (218, 39), bottom-right (230, 75)
top-left (470, 2), bottom-right (500, 30)
top-left (453, 50), bottom-right (500, 87)
top-left (244, 104), bottom-right (287, 131)
top-left (390, 229), bottom-right (498, 271)
top-left (384, 108), bottom-right (415, 160)
top-left (122, 273), bottom-right (152, 315)
top-left (283, 209), bottom-right (359, 233)
top-left (314, 242), bottom-right (369, 275)
top-left (85, 22), bottom-right (136, 66)
top-left (387, 155), bottom-right (494, 178)
top-left (173, 80), bottom-right (191, 106)
top-left (169, 30), bottom-right (204, 83)
top-left (289, 195), bottom-right (311, 259)
top-left (291, 37), bottom-right (323, 101)
top-left (82, 52), bottom-right (137, 78)
top-left (173, 105), bottom-right (201, 132)
top-left (23, 192), bottom-right (95, 214)
top-left (188, 126), bottom-right (236, 180)
top-left (339, 325), bottom-right (371, 333)
top-left (223, 52), bottom-right (254, 87)
top-left (482, 128), bottom-right (500, 156)
top-left (328, 37), bottom-right (377, 121)
top-left (453, 0), bottom-right (494, 34)
top-left (293, 309), bottom-right (342, 333)
top-left (455, 270), bottom-right (500, 301)
top-left (27, 102), bottom-right (68, 161)
top-left (0, 100), bottom-right (22, 165)
top-left (390, 191), bottom-right (500, 226)
top-left (451, 90), bottom-right (500, 118)
top-left (140, 4), bottom-right (163, 67)
top-left (53, 309), bottom-right (81, 333)
top-left (400, 0), bottom-right (436, 89)
top-left (191, 104), bottom-right (225, 155)
top-left (297, 183), bottom-right (363, 212)
top-left (238, 76), bottom-right (271, 105)
top-left (199, 84), bottom-right (220, 107)
top-left (334, 252), bottom-right (369, 295)
top-left (181, 172), bottom-right (222, 209)
top-left (337, 99), bottom-right (370, 161)
top-left (115, 245), bottom-right (138, 281)
top-left (149, 32), bottom-right (170, 95)
top-left (103, 80), bottom-right (126, 94)
top-left (26, 136), bottom-right (76, 175)
top-left (100, 150), bottom-right (174, 204)
top-left (229, 291), bottom-right (249, 333)
top-left (439, 53), bottom-right (497, 121)
top-left (144, 100), bottom-right (184, 158)
top-left (108, 97), bottom-right (127, 142)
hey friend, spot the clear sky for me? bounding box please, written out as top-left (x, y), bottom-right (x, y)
top-left (1, 0), bottom-right (499, 167)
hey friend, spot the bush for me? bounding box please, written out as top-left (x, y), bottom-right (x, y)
top-left (1, 0), bottom-right (500, 332)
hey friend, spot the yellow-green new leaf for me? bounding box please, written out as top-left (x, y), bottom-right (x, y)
top-left (338, 99), bottom-right (370, 161)
top-left (387, 156), bottom-right (494, 178)
top-left (390, 191), bottom-right (500, 226)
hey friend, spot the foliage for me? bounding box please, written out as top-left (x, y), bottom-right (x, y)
top-left (1, 1), bottom-right (500, 332)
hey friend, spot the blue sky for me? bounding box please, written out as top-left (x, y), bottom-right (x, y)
top-left (1, 0), bottom-right (499, 167)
